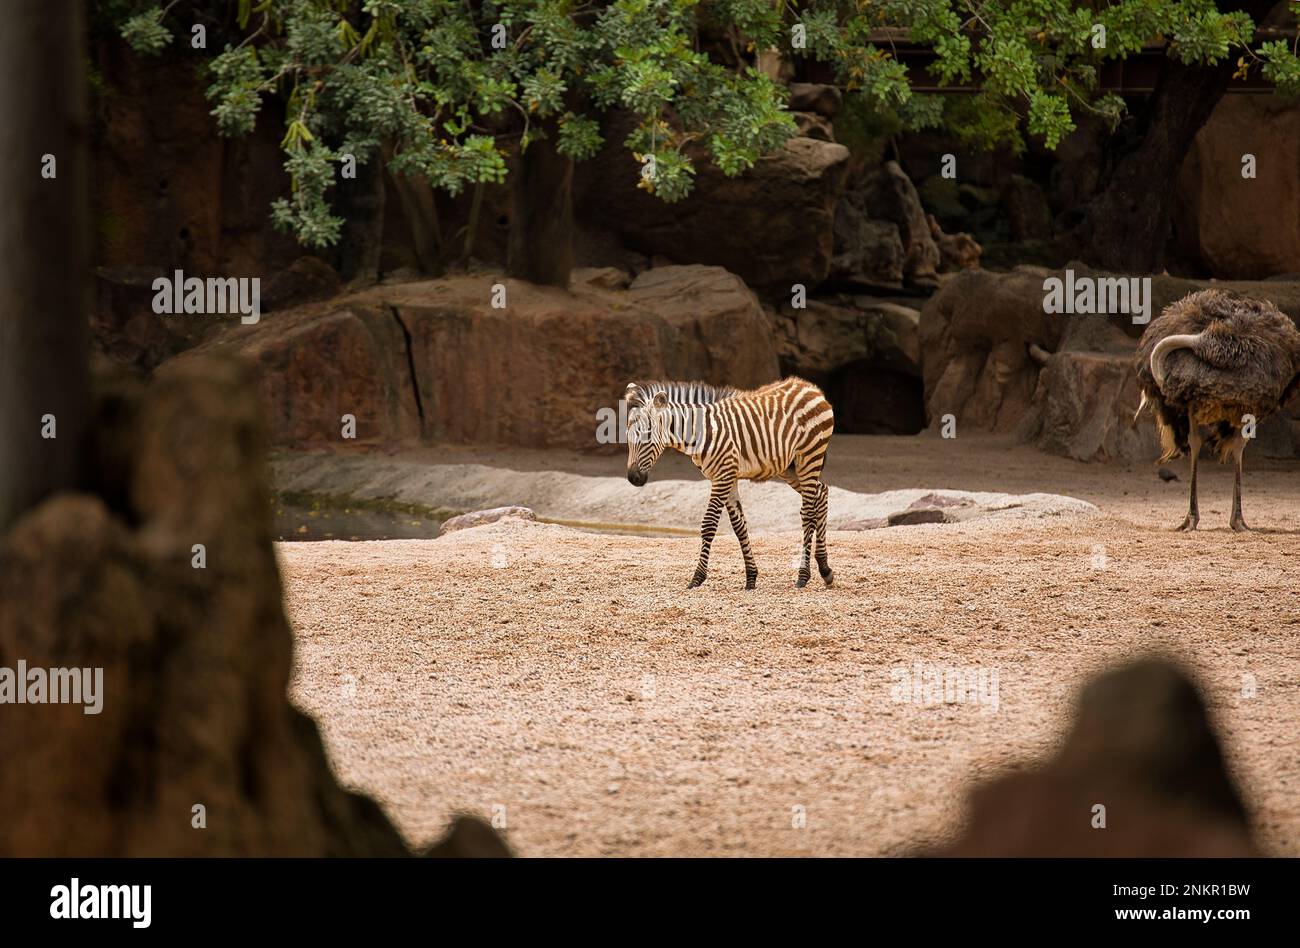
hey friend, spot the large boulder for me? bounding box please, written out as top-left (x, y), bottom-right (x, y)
top-left (574, 113), bottom-right (850, 292)
top-left (1018, 350), bottom-right (1155, 462)
top-left (923, 660), bottom-right (1255, 857)
top-left (922, 267), bottom-right (1300, 460)
top-left (169, 301), bottom-right (423, 448)
top-left (860, 161), bottom-right (941, 284)
top-left (178, 265), bottom-right (780, 450)
top-left (1175, 94), bottom-right (1300, 279)
top-left (0, 358), bottom-right (412, 856)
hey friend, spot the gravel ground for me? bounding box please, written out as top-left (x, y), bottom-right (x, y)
top-left (279, 435), bottom-right (1300, 856)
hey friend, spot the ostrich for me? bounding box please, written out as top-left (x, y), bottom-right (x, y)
top-left (1133, 289), bottom-right (1300, 531)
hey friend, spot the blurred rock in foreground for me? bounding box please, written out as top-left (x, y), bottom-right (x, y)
top-left (921, 659), bottom-right (1255, 857)
top-left (0, 355), bottom-right (508, 857)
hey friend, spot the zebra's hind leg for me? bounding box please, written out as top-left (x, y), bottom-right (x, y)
top-left (813, 482), bottom-right (833, 586)
top-left (795, 481), bottom-right (817, 588)
top-left (689, 480), bottom-right (731, 589)
top-left (726, 490), bottom-right (758, 589)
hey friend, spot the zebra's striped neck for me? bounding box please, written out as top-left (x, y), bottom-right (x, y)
top-left (657, 401), bottom-right (712, 456)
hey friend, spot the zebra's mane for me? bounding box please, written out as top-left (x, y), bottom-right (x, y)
top-left (628, 380), bottom-right (738, 406)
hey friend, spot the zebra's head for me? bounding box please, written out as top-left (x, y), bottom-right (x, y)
top-left (625, 383), bottom-right (670, 487)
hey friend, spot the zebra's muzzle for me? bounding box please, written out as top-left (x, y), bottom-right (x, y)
top-left (627, 469), bottom-right (647, 487)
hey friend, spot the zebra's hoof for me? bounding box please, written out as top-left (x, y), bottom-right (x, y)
top-left (744, 579), bottom-right (757, 590)
top-left (795, 576), bottom-right (809, 589)
top-left (822, 570), bottom-right (834, 587)
top-left (687, 575), bottom-right (705, 589)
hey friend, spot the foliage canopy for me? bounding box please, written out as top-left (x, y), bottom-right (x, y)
top-left (116, 0), bottom-right (1300, 250)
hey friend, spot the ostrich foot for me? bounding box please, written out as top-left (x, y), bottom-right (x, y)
top-left (1176, 515), bottom-right (1199, 532)
top-left (1230, 516), bottom-right (1249, 532)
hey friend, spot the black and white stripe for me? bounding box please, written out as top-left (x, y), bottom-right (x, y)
top-left (625, 377), bottom-right (835, 589)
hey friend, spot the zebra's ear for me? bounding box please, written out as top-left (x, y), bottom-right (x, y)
top-left (652, 391), bottom-right (668, 408)
top-left (625, 382), bottom-right (644, 407)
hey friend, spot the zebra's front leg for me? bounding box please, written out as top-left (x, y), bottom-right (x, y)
top-left (688, 482), bottom-right (730, 589)
top-left (726, 491), bottom-right (758, 590)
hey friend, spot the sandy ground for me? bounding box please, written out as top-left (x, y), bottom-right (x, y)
top-left (279, 434), bottom-right (1300, 856)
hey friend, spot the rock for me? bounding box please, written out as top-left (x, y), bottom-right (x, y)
top-left (424, 815), bottom-right (514, 858)
top-left (839, 517), bottom-right (888, 531)
top-left (832, 210), bottom-right (906, 288)
top-left (575, 112), bottom-right (850, 292)
top-left (787, 83), bottom-right (842, 117)
top-left (380, 266), bottom-right (426, 284)
top-left (1017, 350), bottom-right (1157, 462)
top-left (922, 660), bottom-right (1255, 856)
top-left (791, 111), bottom-right (834, 142)
top-left (755, 47), bottom-right (794, 83)
top-left (375, 265), bottom-right (777, 450)
top-left (0, 357), bottom-right (425, 856)
top-left (909, 492), bottom-right (975, 509)
top-left (887, 508), bottom-right (954, 526)
top-left (957, 182), bottom-right (1000, 212)
top-left (917, 174), bottom-right (967, 228)
top-left (439, 506), bottom-right (536, 535)
top-left (774, 298), bottom-right (902, 375)
top-left (1175, 94), bottom-right (1300, 278)
top-left (260, 255), bottom-right (342, 311)
top-left (1001, 174), bottom-right (1053, 241)
top-left (927, 214), bottom-right (981, 272)
top-left (921, 268), bottom-right (1063, 434)
top-left (92, 265), bottom-right (220, 370)
top-left (1157, 466), bottom-right (1179, 482)
top-left (772, 297), bottom-right (925, 434)
top-left (173, 265), bottom-right (779, 451)
top-left (859, 161), bottom-right (941, 284)
top-left (169, 303), bottom-right (423, 448)
top-left (572, 266), bottom-right (631, 291)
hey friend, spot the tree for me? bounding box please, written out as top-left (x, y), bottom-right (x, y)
top-left (118, 0), bottom-right (1300, 282)
top-left (120, 0), bottom-right (798, 287)
top-left (0, 2), bottom-right (90, 533)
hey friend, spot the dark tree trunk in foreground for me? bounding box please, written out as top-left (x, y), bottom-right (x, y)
top-left (507, 123), bottom-right (574, 289)
top-left (0, 2), bottom-right (90, 533)
top-left (1062, 0), bottom-right (1282, 272)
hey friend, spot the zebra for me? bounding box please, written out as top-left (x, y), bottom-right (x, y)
top-left (624, 376), bottom-right (835, 589)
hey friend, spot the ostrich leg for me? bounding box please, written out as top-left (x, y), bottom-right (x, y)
top-left (1230, 434), bottom-right (1249, 532)
top-left (1178, 426), bottom-right (1202, 531)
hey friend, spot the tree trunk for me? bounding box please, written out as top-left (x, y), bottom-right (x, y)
top-left (0, 2), bottom-right (90, 533)
top-left (507, 123), bottom-right (574, 289)
top-left (1062, 0), bottom-right (1283, 272)
top-left (334, 152), bottom-right (386, 286)
top-left (382, 141), bottom-right (444, 276)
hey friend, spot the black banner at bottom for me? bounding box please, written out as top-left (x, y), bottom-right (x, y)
top-left (1, 857), bottom-right (1288, 934)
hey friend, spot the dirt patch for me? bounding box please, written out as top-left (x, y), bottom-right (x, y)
top-left (279, 435), bottom-right (1300, 855)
